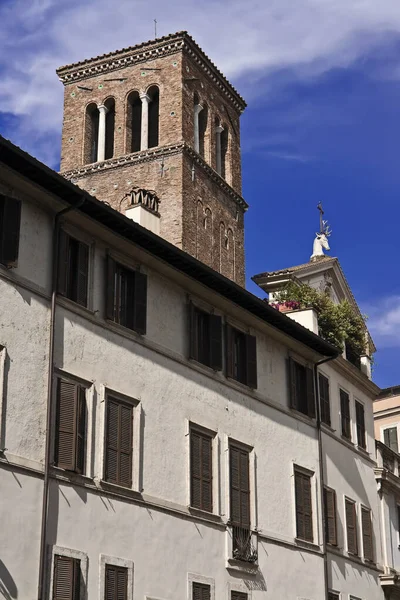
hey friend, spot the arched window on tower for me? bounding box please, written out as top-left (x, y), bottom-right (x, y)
top-left (126, 91), bottom-right (142, 153)
top-left (220, 125), bottom-right (229, 180)
top-left (84, 103), bottom-right (99, 164)
top-left (104, 98), bottom-right (115, 160)
top-left (199, 104), bottom-right (208, 159)
top-left (147, 85), bottom-right (159, 148)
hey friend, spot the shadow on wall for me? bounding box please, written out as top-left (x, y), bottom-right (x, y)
top-left (0, 559), bottom-right (18, 599)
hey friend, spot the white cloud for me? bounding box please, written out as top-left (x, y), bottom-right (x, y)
top-left (365, 296), bottom-right (400, 348)
top-left (1, 0), bottom-right (400, 163)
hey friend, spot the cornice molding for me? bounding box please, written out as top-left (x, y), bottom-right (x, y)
top-left (61, 142), bottom-right (248, 210)
top-left (56, 32), bottom-right (246, 112)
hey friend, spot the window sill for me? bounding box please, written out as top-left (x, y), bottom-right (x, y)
top-left (357, 445), bottom-right (370, 456)
top-left (226, 557), bottom-right (259, 574)
top-left (51, 466), bottom-right (94, 486)
top-left (289, 408), bottom-right (316, 426)
top-left (99, 479), bottom-right (143, 499)
top-left (295, 538), bottom-right (321, 552)
top-left (226, 376), bottom-right (254, 392)
top-left (321, 423), bottom-right (335, 433)
top-left (341, 435), bottom-right (354, 447)
top-left (105, 318), bottom-right (144, 338)
top-left (57, 295), bottom-right (95, 316)
top-left (188, 506), bottom-right (223, 522)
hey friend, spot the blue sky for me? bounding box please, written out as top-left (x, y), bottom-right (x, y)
top-left (0, 0), bottom-right (399, 387)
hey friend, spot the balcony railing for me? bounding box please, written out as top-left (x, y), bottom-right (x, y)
top-left (231, 525), bottom-right (258, 563)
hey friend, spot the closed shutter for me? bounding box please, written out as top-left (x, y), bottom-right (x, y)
top-left (355, 401), bottom-right (366, 449)
top-left (231, 593), bottom-right (247, 600)
top-left (225, 324), bottom-right (235, 379)
top-left (76, 386), bottom-right (86, 473)
top-left (53, 555), bottom-right (80, 600)
top-left (189, 302), bottom-right (198, 361)
top-left (105, 398), bottom-right (133, 487)
top-left (361, 507), bottom-right (373, 561)
top-left (306, 367), bottom-right (315, 418)
top-left (57, 229), bottom-right (69, 297)
top-left (345, 499), bottom-right (358, 555)
top-left (319, 374), bottom-right (330, 426)
top-left (106, 255), bottom-right (117, 321)
top-left (384, 427), bottom-right (399, 453)
top-left (340, 390), bottom-right (351, 440)
top-left (323, 487), bottom-right (337, 546)
top-left (55, 380), bottom-right (86, 473)
top-left (288, 358), bottom-right (298, 409)
top-left (190, 429), bottom-right (212, 512)
top-left (192, 583), bottom-right (210, 600)
top-left (327, 593), bottom-right (339, 600)
top-left (295, 471), bottom-right (313, 542)
top-left (209, 314), bottom-right (222, 371)
top-left (133, 271), bottom-right (147, 334)
top-left (230, 445), bottom-right (250, 527)
top-left (76, 242), bottom-right (89, 307)
top-left (0, 196), bottom-right (22, 268)
top-left (245, 334), bottom-right (257, 389)
top-left (105, 564), bottom-right (127, 600)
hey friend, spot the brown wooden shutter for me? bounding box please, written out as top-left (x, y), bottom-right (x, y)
top-left (76, 386), bottom-right (86, 474)
top-left (53, 555), bottom-right (80, 600)
top-left (340, 390), bottom-right (351, 440)
top-left (306, 367), bottom-right (315, 418)
top-left (76, 242), bottom-right (89, 307)
top-left (0, 196), bottom-right (22, 267)
top-left (133, 271), bottom-right (147, 334)
top-left (106, 255), bottom-right (117, 321)
top-left (209, 314), bottom-right (222, 371)
top-left (57, 229), bottom-right (69, 297)
top-left (193, 583), bottom-right (210, 600)
top-left (225, 324), bottom-right (235, 379)
top-left (55, 380), bottom-right (77, 471)
top-left (190, 429), bottom-right (212, 512)
top-left (319, 374), bottom-right (330, 426)
top-left (356, 401), bottom-right (366, 449)
top-left (288, 358), bottom-right (298, 409)
top-left (245, 334), bottom-right (257, 389)
top-left (231, 593), bottom-right (248, 600)
top-left (105, 398), bottom-right (133, 487)
top-left (105, 564), bottom-right (127, 600)
top-left (189, 302), bottom-right (198, 361)
top-left (345, 499), bottom-right (358, 555)
top-left (361, 507), bottom-right (373, 561)
top-left (295, 471), bottom-right (313, 542)
top-left (323, 487), bottom-right (337, 546)
top-left (328, 593), bottom-right (339, 600)
top-left (230, 445), bottom-right (250, 527)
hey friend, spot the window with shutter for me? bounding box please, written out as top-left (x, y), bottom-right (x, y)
top-left (383, 427), bottom-right (399, 453)
top-left (294, 469), bottom-right (313, 542)
top-left (340, 389), bottom-right (351, 440)
top-left (345, 499), bottom-right (358, 555)
top-left (361, 507), bottom-right (374, 561)
top-left (226, 325), bottom-right (257, 388)
top-left (105, 397), bottom-right (133, 487)
top-left (57, 231), bottom-right (89, 308)
top-left (53, 554), bottom-right (80, 600)
top-left (229, 443), bottom-right (254, 561)
top-left (0, 195), bottom-right (22, 268)
top-left (327, 593), bottom-right (339, 600)
top-left (355, 401), bottom-right (366, 449)
top-left (323, 487), bottom-right (337, 546)
top-left (192, 582), bottom-right (211, 600)
top-left (319, 373), bottom-right (331, 426)
top-left (55, 378), bottom-right (87, 474)
top-left (288, 359), bottom-right (315, 418)
top-left (106, 257), bottom-right (147, 334)
top-left (231, 592), bottom-right (247, 600)
top-left (105, 564), bottom-right (128, 600)
top-left (189, 303), bottom-right (222, 370)
top-left (190, 427), bottom-right (213, 512)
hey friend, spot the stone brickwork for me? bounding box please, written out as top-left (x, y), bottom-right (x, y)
top-left (58, 32), bottom-right (247, 285)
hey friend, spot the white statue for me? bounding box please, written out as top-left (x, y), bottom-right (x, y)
top-left (311, 219), bottom-right (332, 260)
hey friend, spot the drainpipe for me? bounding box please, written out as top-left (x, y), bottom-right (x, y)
top-left (37, 197), bottom-right (85, 600)
top-left (314, 353), bottom-right (338, 600)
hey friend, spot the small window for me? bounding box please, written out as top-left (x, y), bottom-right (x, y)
top-left (294, 469), bottom-right (313, 542)
top-left (323, 487), bottom-right (337, 546)
top-left (345, 499), bottom-right (358, 555)
top-left (231, 593), bottom-right (247, 600)
top-left (230, 443), bottom-right (255, 562)
top-left (226, 325), bottom-right (257, 388)
top-left (53, 555), bottom-right (80, 600)
top-left (106, 256), bottom-right (147, 334)
top-left (0, 195), bottom-right (21, 268)
top-left (340, 389), bottom-right (351, 440)
top-left (105, 564), bottom-right (128, 600)
top-left (192, 582), bottom-right (210, 600)
top-left (355, 401), bottom-right (366, 449)
top-left (384, 426), bottom-right (398, 453)
top-left (361, 506), bottom-right (373, 562)
top-left (58, 230), bottom-right (89, 307)
top-left (190, 427), bottom-right (213, 512)
top-left (319, 373), bottom-right (330, 426)
top-left (55, 378), bottom-right (87, 474)
top-left (328, 593), bottom-right (339, 600)
top-left (104, 396), bottom-right (133, 488)
top-left (288, 358), bottom-right (315, 418)
top-left (189, 303), bottom-right (222, 370)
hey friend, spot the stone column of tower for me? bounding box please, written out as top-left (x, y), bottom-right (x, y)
top-left (57, 31), bottom-right (248, 286)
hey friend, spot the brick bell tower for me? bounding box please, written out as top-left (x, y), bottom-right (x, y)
top-left (57, 32), bottom-right (247, 285)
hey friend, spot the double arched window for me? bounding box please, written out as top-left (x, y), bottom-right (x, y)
top-left (194, 93), bottom-right (208, 159)
top-left (127, 91), bottom-right (142, 153)
top-left (147, 85), bottom-right (159, 149)
top-left (126, 85), bottom-right (159, 154)
top-left (84, 97), bottom-right (115, 164)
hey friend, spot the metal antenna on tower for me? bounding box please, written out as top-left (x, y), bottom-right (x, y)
top-left (154, 19), bottom-right (157, 38)
top-left (317, 202), bottom-right (324, 234)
